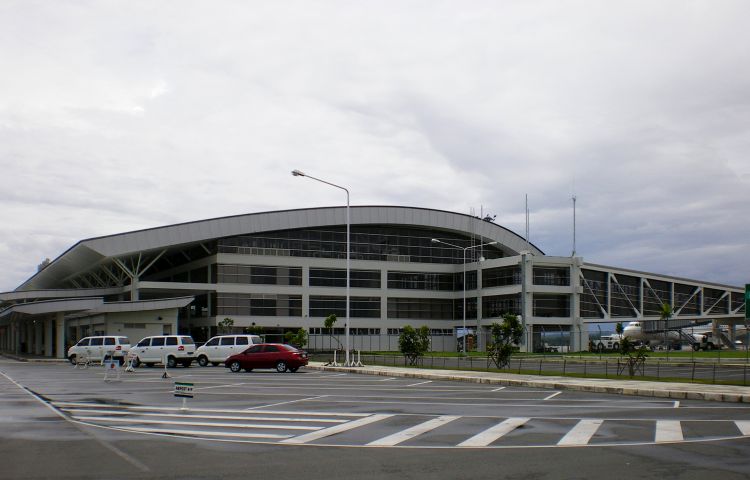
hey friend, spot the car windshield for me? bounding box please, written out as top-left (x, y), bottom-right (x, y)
top-left (281, 344), bottom-right (299, 352)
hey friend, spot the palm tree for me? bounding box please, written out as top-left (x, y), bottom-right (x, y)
top-left (660, 303), bottom-right (673, 350)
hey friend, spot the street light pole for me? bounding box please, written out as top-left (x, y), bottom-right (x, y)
top-left (431, 238), bottom-right (498, 355)
top-left (292, 170), bottom-right (351, 366)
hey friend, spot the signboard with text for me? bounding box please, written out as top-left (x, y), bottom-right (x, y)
top-left (174, 382), bottom-right (194, 399)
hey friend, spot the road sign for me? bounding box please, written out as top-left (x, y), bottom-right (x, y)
top-left (174, 382), bottom-right (194, 399)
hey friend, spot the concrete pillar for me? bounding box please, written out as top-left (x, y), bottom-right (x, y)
top-left (45, 319), bottom-right (53, 357)
top-left (34, 320), bottom-right (43, 355)
top-left (55, 312), bottom-right (65, 359)
top-left (130, 279), bottom-right (139, 301)
top-left (25, 321), bottom-right (32, 354)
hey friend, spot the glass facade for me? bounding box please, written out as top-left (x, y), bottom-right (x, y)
top-left (309, 268), bottom-right (381, 288)
top-left (216, 264), bottom-right (302, 285)
top-left (482, 266), bottom-right (521, 287)
top-left (308, 296), bottom-right (381, 318)
top-left (533, 294), bottom-right (570, 317)
top-left (532, 267), bottom-right (570, 286)
top-left (218, 226), bottom-right (504, 264)
top-left (215, 293), bottom-right (302, 317)
top-left (482, 294), bottom-right (521, 318)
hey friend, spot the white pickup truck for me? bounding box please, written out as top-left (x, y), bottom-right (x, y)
top-left (593, 334), bottom-right (623, 352)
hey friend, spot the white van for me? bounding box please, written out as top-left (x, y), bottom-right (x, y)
top-left (195, 334), bottom-right (263, 366)
top-left (129, 335), bottom-right (196, 368)
top-left (68, 336), bottom-right (131, 365)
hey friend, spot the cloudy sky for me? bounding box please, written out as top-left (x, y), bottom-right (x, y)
top-left (1, 1), bottom-right (749, 292)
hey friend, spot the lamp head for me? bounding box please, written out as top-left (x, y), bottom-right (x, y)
top-left (291, 169), bottom-right (305, 177)
top-left (487, 241), bottom-right (498, 245)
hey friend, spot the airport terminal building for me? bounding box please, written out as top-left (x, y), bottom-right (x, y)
top-left (0, 206), bottom-right (746, 358)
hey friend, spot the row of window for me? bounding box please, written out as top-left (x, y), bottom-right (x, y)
top-left (214, 293), bottom-right (571, 319)
top-left (217, 226), bottom-right (504, 265)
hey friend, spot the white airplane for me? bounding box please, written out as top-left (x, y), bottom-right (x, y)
top-left (622, 321), bottom-right (732, 348)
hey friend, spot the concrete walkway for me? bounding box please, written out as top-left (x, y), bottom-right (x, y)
top-left (307, 361), bottom-right (750, 403)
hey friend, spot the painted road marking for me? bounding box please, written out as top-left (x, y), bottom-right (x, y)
top-left (655, 420), bottom-right (683, 443)
top-left (245, 395), bottom-right (329, 410)
top-left (281, 414), bottom-right (393, 444)
top-left (71, 415), bottom-right (323, 430)
top-left (544, 391), bottom-right (562, 400)
top-left (120, 426), bottom-right (292, 439)
top-left (491, 386), bottom-right (506, 392)
top-left (735, 421), bottom-right (750, 436)
top-left (405, 381), bottom-right (433, 387)
top-left (368, 415), bottom-right (460, 446)
top-left (557, 419), bottom-right (603, 446)
top-left (52, 402), bottom-right (368, 417)
top-left (62, 408), bottom-right (347, 423)
top-left (458, 417), bottom-right (529, 447)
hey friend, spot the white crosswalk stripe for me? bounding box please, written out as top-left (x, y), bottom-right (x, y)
top-left (50, 402), bottom-right (750, 448)
top-left (655, 420), bottom-right (683, 443)
top-left (368, 415), bottom-right (460, 446)
top-left (557, 419), bottom-right (603, 446)
top-left (458, 417), bottom-right (529, 447)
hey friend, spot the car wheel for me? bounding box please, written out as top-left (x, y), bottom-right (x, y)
top-left (276, 361), bottom-right (288, 373)
top-left (68, 355), bottom-right (77, 365)
top-left (596, 344), bottom-right (603, 353)
top-left (167, 356), bottom-right (177, 368)
top-left (211, 362), bottom-right (220, 367)
top-left (229, 361), bottom-right (242, 373)
top-left (118, 357), bottom-right (125, 366)
top-left (289, 367), bottom-right (299, 373)
top-left (197, 356), bottom-right (208, 367)
top-left (692, 344), bottom-right (700, 351)
top-left (612, 342), bottom-right (619, 351)
top-left (131, 357), bottom-right (141, 368)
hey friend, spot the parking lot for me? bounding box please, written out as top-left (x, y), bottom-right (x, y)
top-left (2, 358), bottom-right (750, 479)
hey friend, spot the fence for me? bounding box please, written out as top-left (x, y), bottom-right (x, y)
top-left (309, 352), bottom-right (750, 386)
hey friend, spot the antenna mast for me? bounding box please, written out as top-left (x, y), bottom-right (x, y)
top-left (572, 195), bottom-right (577, 257)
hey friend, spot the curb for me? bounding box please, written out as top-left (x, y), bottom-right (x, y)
top-left (0, 353), bottom-right (67, 363)
top-left (306, 364), bottom-right (750, 403)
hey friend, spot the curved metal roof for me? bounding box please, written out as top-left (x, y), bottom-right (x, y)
top-left (17, 206), bottom-right (544, 291)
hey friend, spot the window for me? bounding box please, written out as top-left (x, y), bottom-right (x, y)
top-left (483, 266), bottom-right (521, 287)
top-left (216, 293), bottom-right (302, 317)
top-left (166, 337), bottom-right (178, 346)
top-left (309, 268), bottom-right (381, 288)
top-left (151, 338), bottom-right (165, 346)
top-left (264, 345), bottom-right (279, 352)
top-left (245, 345), bottom-right (262, 354)
top-left (180, 337), bottom-right (194, 345)
top-left (205, 338), bottom-right (220, 346)
top-left (120, 338), bottom-right (130, 344)
top-left (216, 264), bottom-right (302, 285)
top-left (90, 338), bottom-right (103, 346)
top-left (104, 338), bottom-right (115, 345)
top-left (236, 337), bottom-right (248, 345)
top-left (220, 337), bottom-right (234, 346)
top-left (387, 297), bottom-right (458, 320)
top-left (76, 339), bottom-right (90, 347)
top-left (309, 296), bottom-right (381, 318)
top-left (137, 339), bottom-right (151, 347)
top-left (533, 267), bottom-right (570, 286)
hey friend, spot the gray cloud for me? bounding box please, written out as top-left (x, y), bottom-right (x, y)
top-left (1, 1), bottom-right (749, 290)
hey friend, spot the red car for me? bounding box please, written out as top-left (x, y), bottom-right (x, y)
top-left (225, 343), bottom-right (308, 373)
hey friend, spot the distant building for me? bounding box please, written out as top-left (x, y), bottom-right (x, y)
top-left (0, 206), bottom-right (745, 358)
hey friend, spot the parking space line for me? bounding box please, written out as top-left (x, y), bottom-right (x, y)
top-left (245, 395), bottom-right (329, 410)
top-left (52, 402), bottom-right (369, 417)
top-left (458, 417), bottom-right (529, 447)
top-left (63, 409), bottom-right (347, 423)
top-left (405, 381), bottom-right (433, 387)
top-left (120, 426), bottom-right (292, 439)
top-left (557, 419), bottom-right (603, 446)
top-left (281, 414), bottom-right (393, 444)
top-left (368, 415), bottom-right (460, 446)
top-left (735, 421), bottom-right (750, 436)
top-left (544, 392), bottom-right (562, 400)
top-left (655, 420), bottom-right (683, 443)
top-left (71, 415), bottom-right (323, 430)
top-left (491, 387), bottom-right (506, 392)
top-left (379, 378), bottom-right (397, 382)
